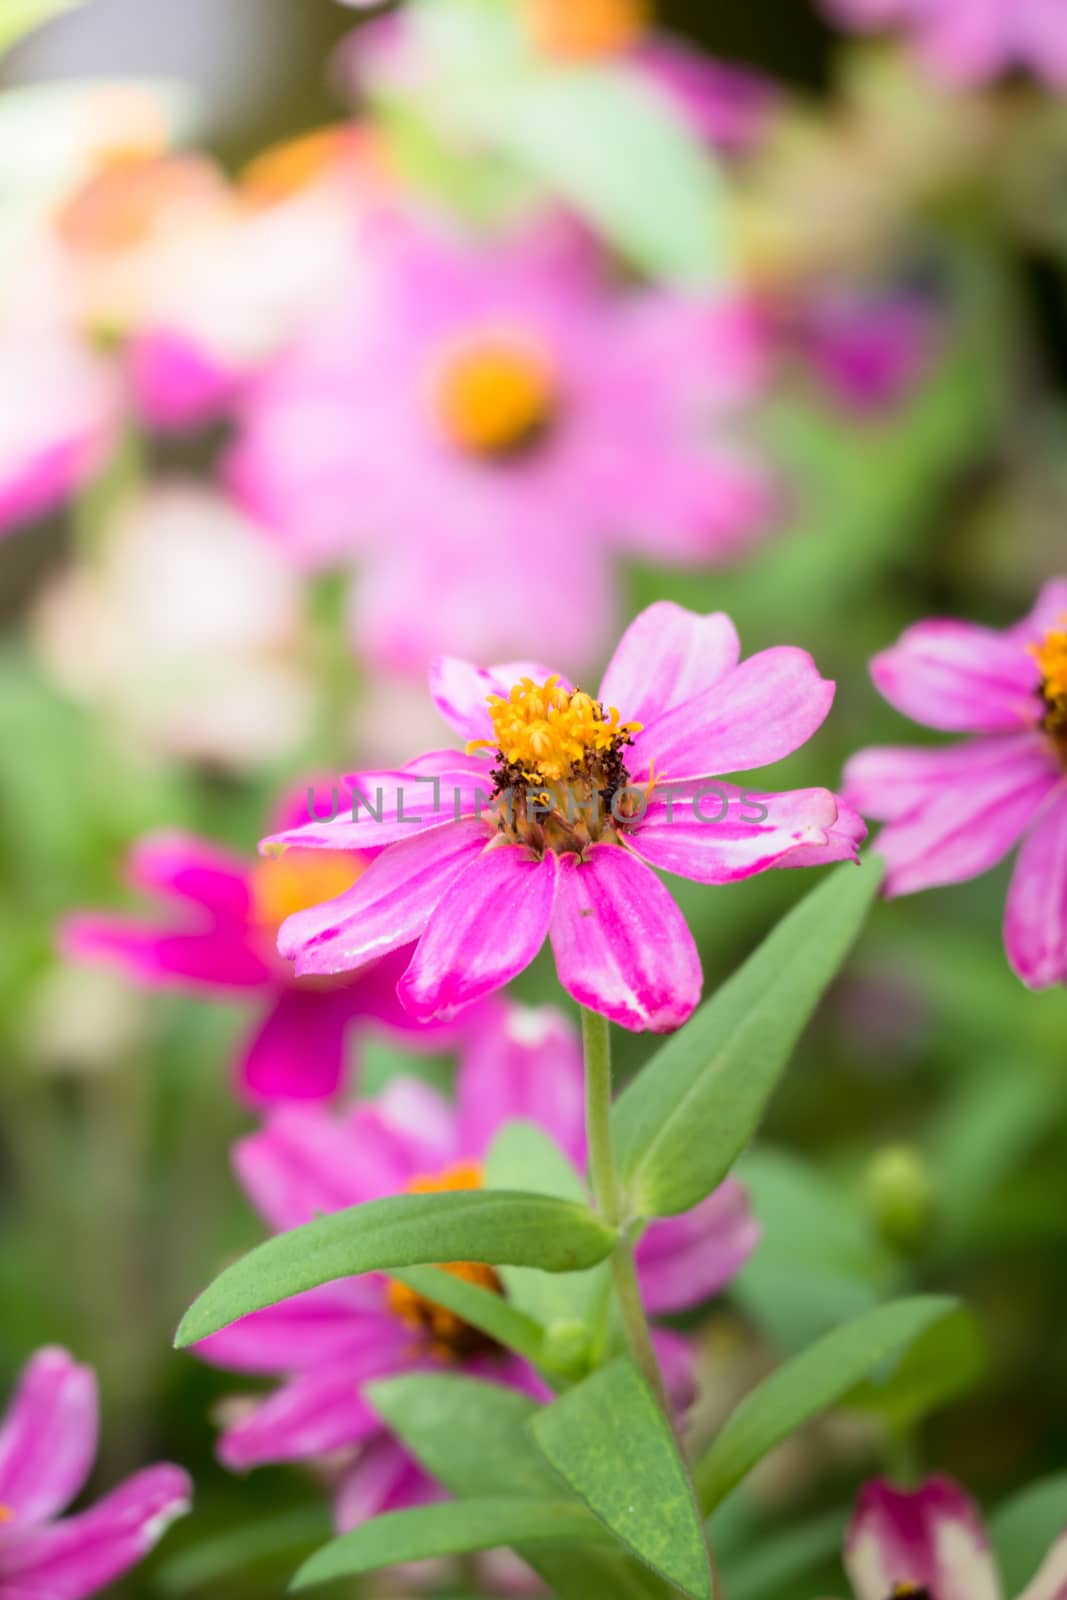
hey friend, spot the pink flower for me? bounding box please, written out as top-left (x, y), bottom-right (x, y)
top-left (843, 580), bottom-right (1067, 988)
top-left (195, 1001), bottom-right (759, 1529)
top-left (268, 601), bottom-right (865, 1032)
top-left (227, 210), bottom-right (774, 675)
top-left (840, 1474), bottom-right (1066, 1600)
top-left (796, 286), bottom-right (941, 416)
top-left (822, 0), bottom-right (1067, 90)
top-left (0, 335), bottom-right (119, 538)
top-left (0, 1347), bottom-right (189, 1598)
top-left (60, 818), bottom-right (450, 1103)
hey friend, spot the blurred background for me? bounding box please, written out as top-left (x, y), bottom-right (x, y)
top-left (1, 0), bottom-right (1066, 1595)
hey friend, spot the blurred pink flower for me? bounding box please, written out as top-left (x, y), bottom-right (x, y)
top-left (227, 210), bottom-right (775, 675)
top-left (267, 601), bottom-right (864, 1032)
top-left (196, 1000), bottom-right (759, 1529)
top-left (0, 335), bottom-right (119, 538)
top-left (841, 1474), bottom-right (1066, 1600)
top-left (822, 0), bottom-right (1067, 89)
top-left (60, 822), bottom-right (450, 1103)
top-left (0, 1347), bottom-right (189, 1599)
top-left (844, 579), bottom-right (1067, 987)
top-left (795, 286), bottom-right (941, 416)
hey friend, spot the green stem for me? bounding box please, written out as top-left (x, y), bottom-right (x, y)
top-left (581, 1009), bottom-right (669, 1414)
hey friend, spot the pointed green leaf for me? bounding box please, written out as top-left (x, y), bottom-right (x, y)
top-left (175, 1190), bottom-right (616, 1346)
top-left (531, 1358), bottom-right (712, 1600)
top-left (460, 64), bottom-right (729, 286)
top-left (370, 1374), bottom-right (670, 1600)
top-left (695, 1295), bottom-right (959, 1512)
top-left (844, 1305), bottom-right (986, 1428)
top-left (292, 1499), bottom-right (606, 1588)
top-left (613, 858), bottom-right (884, 1217)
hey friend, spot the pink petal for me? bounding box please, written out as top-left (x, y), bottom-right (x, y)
top-left (334, 1435), bottom-right (438, 1534)
top-left (845, 1477), bottom-right (998, 1600)
top-left (1004, 786), bottom-right (1067, 989)
top-left (0, 1349), bottom-right (97, 1526)
top-left (455, 1000), bottom-right (586, 1167)
top-left (635, 1181), bottom-right (761, 1314)
top-left (773, 798), bottom-right (867, 868)
top-left (596, 602), bottom-right (740, 729)
top-left (428, 658), bottom-right (562, 745)
top-left (627, 785), bottom-right (843, 883)
top-left (353, 1077), bottom-right (460, 1178)
top-left (217, 1367), bottom-right (387, 1470)
top-left (235, 1106), bottom-right (408, 1231)
top-left (871, 620), bottom-right (1042, 734)
top-left (195, 1287), bottom-right (386, 1375)
top-left (651, 1328), bottom-right (699, 1416)
top-left (125, 831), bottom-right (253, 921)
top-left (1017, 1527), bottom-right (1067, 1600)
top-left (59, 914), bottom-right (271, 992)
top-left (917, 0), bottom-right (1012, 86)
top-left (398, 847), bottom-right (558, 1023)
top-left (549, 846), bottom-right (702, 1032)
top-left (0, 1465), bottom-right (191, 1600)
top-left (842, 733), bottom-right (1048, 823)
top-left (1010, 577), bottom-right (1067, 646)
top-left (278, 819), bottom-right (491, 979)
top-left (631, 647), bottom-right (835, 782)
top-left (875, 741), bottom-right (1060, 896)
top-left (236, 987), bottom-right (352, 1105)
top-left (264, 759), bottom-right (492, 852)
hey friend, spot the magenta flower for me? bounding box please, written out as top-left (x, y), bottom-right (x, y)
top-left (843, 580), bottom-right (1067, 988)
top-left (227, 211), bottom-right (774, 673)
top-left (61, 825), bottom-right (447, 1103)
top-left (840, 1475), bottom-right (1066, 1600)
top-left (822, 0), bottom-right (1067, 89)
top-left (796, 286), bottom-right (940, 417)
top-left (268, 601), bottom-right (865, 1032)
top-left (195, 1001), bottom-right (759, 1529)
top-left (0, 1347), bottom-right (189, 1598)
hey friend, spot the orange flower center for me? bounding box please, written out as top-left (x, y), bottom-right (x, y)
top-left (55, 153), bottom-right (223, 255)
top-left (523, 0), bottom-right (651, 59)
top-left (0, 1505), bottom-right (12, 1524)
top-left (1031, 617), bottom-right (1067, 757)
top-left (239, 124), bottom-right (369, 206)
top-left (250, 850), bottom-right (366, 936)
top-left (433, 337), bottom-right (558, 459)
top-left (385, 1163), bottom-right (502, 1361)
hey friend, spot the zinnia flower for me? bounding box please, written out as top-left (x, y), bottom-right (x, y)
top-left (227, 210), bottom-right (773, 674)
top-left (195, 1000), bottom-right (759, 1529)
top-left (268, 601), bottom-right (865, 1032)
top-left (843, 579), bottom-right (1067, 988)
top-left (0, 1347), bottom-right (189, 1598)
top-left (60, 814), bottom-right (450, 1103)
top-left (839, 1475), bottom-right (1066, 1600)
top-left (822, 0), bottom-right (1067, 90)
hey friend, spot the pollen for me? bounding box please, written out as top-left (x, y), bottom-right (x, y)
top-left (471, 676), bottom-right (642, 784)
top-left (385, 1163), bottom-right (503, 1361)
top-left (1032, 618), bottom-right (1067, 703)
top-left (523, 0), bottom-right (651, 59)
top-left (433, 337), bottom-right (558, 458)
top-left (250, 849), bottom-right (366, 934)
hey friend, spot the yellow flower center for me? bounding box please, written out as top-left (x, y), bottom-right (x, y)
top-left (250, 850), bottom-right (366, 936)
top-left (1031, 617), bottom-right (1067, 756)
top-left (523, 0), bottom-right (651, 59)
top-left (433, 338), bottom-right (558, 459)
top-left (472, 676), bottom-right (641, 785)
top-left (385, 1163), bottom-right (502, 1361)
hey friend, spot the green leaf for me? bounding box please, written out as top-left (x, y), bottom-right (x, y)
top-left (460, 63), bottom-right (729, 286)
top-left (531, 1359), bottom-right (712, 1600)
top-left (990, 1473), bottom-right (1067, 1596)
top-left (485, 1121), bottom-right (609, 1344)
top-left (175, 1190), bottom-right (616, 1346)
top-left (614, 859), bottom-right (884, 1218)
top-left (292, 1499), bottom-right (606, 1588)
top-left (0, 0), bottom-right (83, 54)
top-left (157, 1509), bottom-right (330, 1595)
top-left (694, 1295), bottom-right (959, 1513)
top-left (845, 1305), bottom-right (986, 1429)
top-left (387, 1265), bottom-right (548, 1367)
top-left (371, 1374), bottom-right (670, 1600)
top-left (716, 1508), bottom-right (850, 1600)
